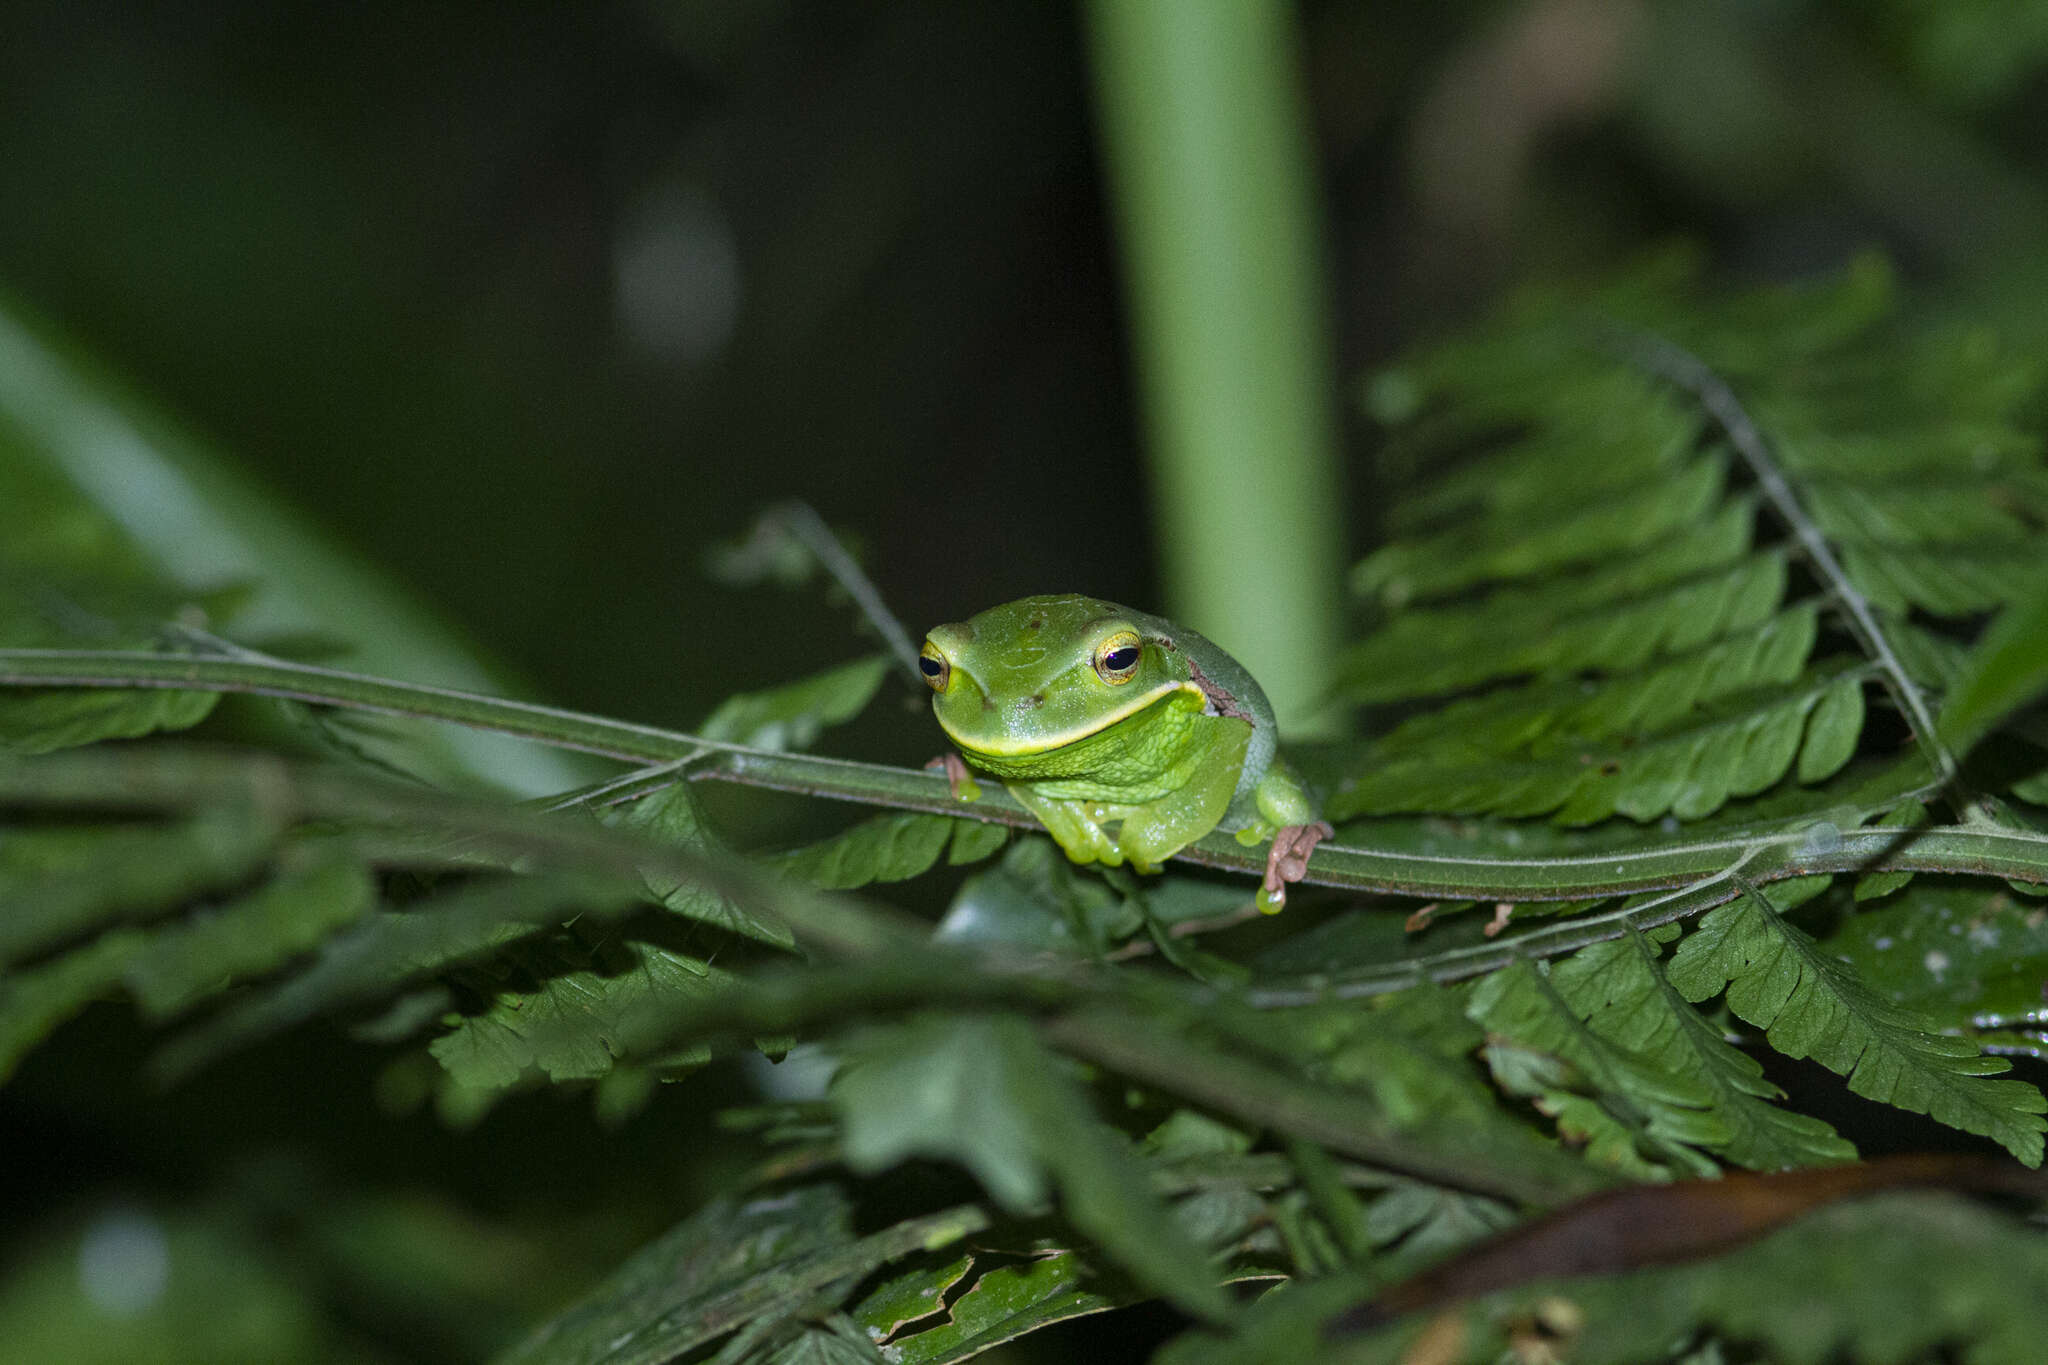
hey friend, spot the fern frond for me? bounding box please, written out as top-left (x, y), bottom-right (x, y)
top-left (121, 845), bottom-right (377, 1018)
top-left (1378, 369), bottom-right (1704, 536)
top-left (1349, 253), bottom-right (2048, 831)
top-left (1336, 661), bottom-right (1869, 825)
top-left (619, 782), bottom-right (797, 947)
top-left (1467, 959), bottom-right (1724, 1178)
top-left (1355, 452), bottom-right (1730, 606)
top-left (1666, 880), bottom-right (2048, 1164)
top-left (496, 1183), bottom-right (913, 1365)
top-left (0, 807), bottom-right (281, 967)
top-left (1342, 530), bottom-right (1776, 703)
top-left (1363, 602), bottom-right (1817, 756)
top-left (155, 872), bottom-right (639, 1083)
top-left (1548, 927), bottom-right (1857, 1170)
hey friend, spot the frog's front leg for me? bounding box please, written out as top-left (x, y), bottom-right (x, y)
top-left (1005, 781), bottom-right (1124, 866)
top-left (1113, 719), bottom-right (1249, 875)
top-left (1238, 759), bottom-right (1333, 912)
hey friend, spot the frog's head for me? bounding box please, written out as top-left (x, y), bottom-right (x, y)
top-left (919, 594), bottom-right (1196, 758)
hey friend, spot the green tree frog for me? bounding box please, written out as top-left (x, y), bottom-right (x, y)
top-left (920, 594), bottom-right (1332, 911)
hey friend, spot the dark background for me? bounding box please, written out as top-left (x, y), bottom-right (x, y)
top-left (6, 3), bottom-right (2048, 1358)
top-left (14, 2), bottom-right (2043, 735)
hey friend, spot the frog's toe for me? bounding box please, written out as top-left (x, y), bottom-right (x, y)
top-left (925, 753), bottom-right (983, 802)
top-left (1259, 820), bottom-right (1335, 912)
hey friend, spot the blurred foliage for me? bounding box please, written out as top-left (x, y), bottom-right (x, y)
top-left (9, 2), bottom-right (2048, 1364)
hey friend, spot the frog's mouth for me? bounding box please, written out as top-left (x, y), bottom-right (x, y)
top-left (936, 679), bottom-right (1204, 759)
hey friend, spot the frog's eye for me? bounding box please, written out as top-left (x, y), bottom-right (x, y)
top-left (918, 641), bottom-right (950, 692)
top-left (1093, 631), bottom-right (1143, 684)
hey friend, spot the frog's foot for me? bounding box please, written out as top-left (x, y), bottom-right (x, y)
top-left (1257, 820), bottom-right (1335, 913)
top-left (924, 752), bottom-right (983, 803)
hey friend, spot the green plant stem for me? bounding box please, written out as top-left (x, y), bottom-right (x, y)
top-left (6, 648), bottom-right (2048, 981)
top-left (1083, 0), bottom-right (1344, 734)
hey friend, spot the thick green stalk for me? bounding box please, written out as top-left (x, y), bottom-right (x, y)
top-left (1083, 0), bottom-right (1344, 734)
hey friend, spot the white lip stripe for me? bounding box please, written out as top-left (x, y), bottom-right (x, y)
top-left (936, 680), bottom-right (1204, 757)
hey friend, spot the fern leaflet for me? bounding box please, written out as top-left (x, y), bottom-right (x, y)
top-left (1666, 880), bottom-right (2048, 1164)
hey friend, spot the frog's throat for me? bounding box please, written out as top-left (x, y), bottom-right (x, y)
top-left (937, 680), bottom-right (1203, 759)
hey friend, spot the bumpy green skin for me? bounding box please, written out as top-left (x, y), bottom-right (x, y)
top-left (923, 594), bottom-right (1320, 907)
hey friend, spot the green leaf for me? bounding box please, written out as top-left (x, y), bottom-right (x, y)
top-left (755, 1320), bottom-right (887, 1365)
top-left (1822, 879), bottom-right (2048, 1031)
top-left (698, 654), bottom-right (891, 751)
top-left (1352, 450), bottom-right (1729, 605)
top-left (934, 837), bottom-right (1139, 954)
top-left (847, 1254), bottom-right (974, 1342)
top-left (618, 782), bottom-right (794, 947)
top-left (1335, 662), bottom-right (1873, 825)
top-left (429, 936), bottom-right (729, 1093)
top-left (500, 1193), bottom-right (991, 1365)
top-left (1549, 930), bottom-right (1856, 1170)
top-left (495, 1184), bottom-right (855, 1365)
top-left (1851, 797), bottom-right (1927, 901)
top-left (1294, 989), bottom-right (1526, 1149)
top-left (1378, 368), bottom-right (1703, 533)
top-left (874, 1253), bottom-right (1121, 1365)
top-left (1793, 672), bottom-right (1864, 783)
top-left (157, 872), bottom-right (637, 1081)
top-left (1365, 602), bottom-right (1817, 755)
top-left (830, 1014), bottom-right (1229, 1319)
top-left (1327, 251), bottom-right (2048, 882)
top-left (0, 670), bottom-right (220, 754)
top-left (1344, 527), bottom-right (1774, 703)
top-left (0, 928), bottom-right (147, 1082)
top-left (945, 818), bottom-right (1009, 866)
top-left (831, 1016), bottom-right (1056, 1212)
top-left (122, 844), bottom-right (377, 1019)
top-left (0, 806), bottom-right (281, 968)
top-left (771, 812), bottom-right (1002, 890)
top-left (1838, 538), bottom-right (2048, 615)
top-left (1470, 958), bottom-right (1723, 1178)
top-left (1937, 576), bottom-right (2048, 759)
top-left (0, 429), bottom-right (225, 752)
top-left (1362, 1182), bottom-right (1515, 1262)
top-left (1668, 885), bottom-right (2048, 1164)
top-left (1559, 1193), bottom-right (2048, 1365)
